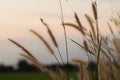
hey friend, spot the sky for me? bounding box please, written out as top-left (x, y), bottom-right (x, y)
top-left (0, 0), bottom-right (120, 66)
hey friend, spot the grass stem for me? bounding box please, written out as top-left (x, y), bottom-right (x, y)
top-left (58, 0), bottom-right (69, 64)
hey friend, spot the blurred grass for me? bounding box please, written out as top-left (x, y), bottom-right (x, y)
top-left (0, 73), bottom-right (52, 80)
top-left (0, 72), bottom-right (77, 80)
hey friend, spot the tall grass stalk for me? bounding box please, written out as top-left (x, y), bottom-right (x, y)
top-left (58, 1), bottom-right (70, 79)
top-left (58, 0), bottom-right (69, 64)
top-left (40, 18), bottom-right (64, 65)
top-left (96, 39), bottom-right (102, 80)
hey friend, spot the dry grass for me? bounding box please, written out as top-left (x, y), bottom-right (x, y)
top-left (30, 29), bottom-right (54, 54)
top-left (40, 18), bottom-right (58, 48)
top-left (8, 0), bottom-right (120, 80)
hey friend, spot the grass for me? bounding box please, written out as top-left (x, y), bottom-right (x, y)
top-left (0, 73), bottom-right (52, 80)
top-left (8, 0), bottom-right (120, 80)
top-left (0, 72), bottom-right (77, 80)
top-left (0, 73), bottom-right (51, 80)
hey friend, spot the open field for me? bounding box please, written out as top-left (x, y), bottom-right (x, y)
top-left (0, 72), bottom-right (77, 80)
top-left (0, 73), bottom-right (51, 80)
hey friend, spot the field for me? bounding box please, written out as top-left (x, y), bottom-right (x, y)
top-left (0, 72), bottom-right (77, 80)
top-left (0, 73), bottom-right (51, 80)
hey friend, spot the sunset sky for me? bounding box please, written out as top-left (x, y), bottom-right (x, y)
top-left (0, 0), bottom-right (120, 66)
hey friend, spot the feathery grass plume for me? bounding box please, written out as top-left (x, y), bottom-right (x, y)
top-left (72, 58), bottom-right (88, 80)
top-left (30, 29), bottom-right (61, 64)
top-left (84, 40), bottom-right (93, 62)
top-left (112, 65), bottom-right (120, 80)
top-left (30, 29), bottom-right (54, 54)
top-left (63, 22), bottom-right (87, 34)
top-left (63, 23), bottom-right (79, 29)
top-left (112, 11), bottom-right (120, 26)
top-left (104, 71), bottom-right (110, 80)
top-left (63, 23), bottom-right (81, 31)
top-left (86, 37), bottom-right (97, 53)
top-left (113, 39), bottom-right (120, 58)
top-left (89, 31), bottom-right (94, 43)
top-left (102, 38), bottom-right (115, 61)
top-left (74, 12), bottom-right (82, 29)
top-left (9, 39), bottom-right (58, 80)
top-left (8, 39), bottom-right (52, 72)
top-left (40, 18), bottom-right (65, 65)
top-left (92, 0), bottom-right (99, 44)
top-left (83, 40), bottom-right (89, 52)
top-left (92, 1), bottom-right (97, 20)
top-left (98, 63), bottom-right (111, 80)
top-left (110, 17), bottom-right (119, 26)
top-left (77, 63), bottom-right (88, 80)
top-left (108, 22), bottom-right (114, 35)
top-left (40, 18), bottom-right (58, 48)
top-left (85, 14), bottom-right (96, 39)
top-left (20, 53), bottom-right (46, 72)
top-left (74, 12), bottom-right (86, 35)
top-left (101, 36), bottom-right (108, 44)
top-left (40, 18), bottom-right (48, 27)
top-left (115, 12), bottom-right (120, 25)
top-left (116, 11), bottom-right (120, 19)
top-left (8, 38), bottom-right (36, 59)
top-left (92, 0), bottom-right (100, 43)
top-left (93, 42), bottom-right (111, 62)
top-left (21, 53), bottom-right (57, 80)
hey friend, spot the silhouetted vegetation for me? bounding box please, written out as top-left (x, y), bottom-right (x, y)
top-left (46, 63), bottom-right (79, 72)
top-left (0, 60), bottom-right (80, 73)
top-left (0, 64), bottom-right (14, 72)
top-left (16, 60), bottom-right (39, 72)
top-left (0, 60), bottom-right (39, 73)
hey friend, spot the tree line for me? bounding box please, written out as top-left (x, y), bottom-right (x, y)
top-left (0, 60), bottom-right (80, 72)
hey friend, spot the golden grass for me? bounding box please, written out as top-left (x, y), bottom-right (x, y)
top-left (85, 14), bottom-right (96, 39)
top-left (8, 39), bottom-right (36, 59)
top-left (8, 0), bottom-right (120, 80)
top-left (40, 18), bottom-right (58, 48)
top-left (92, 1), bottom-right (97, 20)
top-left (74, 12), bottom-right (86, 35)
top-left (30, 29), bottom-right (54, 54)
top-left (40, 18), bottom-right (65, 65)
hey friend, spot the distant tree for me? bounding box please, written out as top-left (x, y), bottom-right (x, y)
top-left (46, 63), bottom-right (79, 72)
top-left (17, 59), bottom-right (39, 72)
top-left (0, 64), bottom-right (15, 72)
top-left (60, 63), bottom-right (79, 72)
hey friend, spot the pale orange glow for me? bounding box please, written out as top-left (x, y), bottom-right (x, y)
top-left (0, 0), bottom-right (120, 65)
